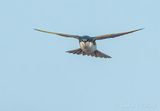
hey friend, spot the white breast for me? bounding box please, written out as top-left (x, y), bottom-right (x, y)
top-left (80, 42), bottom-right (97, 53)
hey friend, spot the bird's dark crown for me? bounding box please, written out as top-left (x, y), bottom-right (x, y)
top-left (80, 35), bottom-right (94, 42)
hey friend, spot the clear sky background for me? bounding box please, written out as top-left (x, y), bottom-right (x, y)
top-left (0, 0), bottom-right (160, 111)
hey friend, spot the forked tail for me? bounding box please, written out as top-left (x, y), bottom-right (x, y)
top-left (66, 48), bottom-right (112, 58)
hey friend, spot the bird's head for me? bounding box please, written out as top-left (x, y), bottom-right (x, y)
top-left (80, 35), bottom-right (92, 42)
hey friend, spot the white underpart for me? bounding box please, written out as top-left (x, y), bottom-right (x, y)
top-left (80, 41), bottom-right (97, 54)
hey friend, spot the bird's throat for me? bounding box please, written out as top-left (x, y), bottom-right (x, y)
top-left (79, 41), bottom-right (97, 53)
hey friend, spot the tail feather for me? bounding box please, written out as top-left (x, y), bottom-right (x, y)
top-left (94, 50), bottom-right (112, 58)
top-left (82, 51), bottom-right (86, 55)
top-left (66, 48), bottom-right (85, 55)
top-left (66, 48), bottom-right (112, 58)
top-left (66, 48), bottom-right (81, 54)
top-left (76, 49), bottom-right (82, 54)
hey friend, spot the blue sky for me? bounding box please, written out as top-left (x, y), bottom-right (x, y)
top-left (0, 0), bottom-right (160, 111)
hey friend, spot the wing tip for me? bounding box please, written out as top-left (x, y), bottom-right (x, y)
top-left (135, 28), bottom-right (144, 31)
top-left (34, 28), bottom-right (42, 32)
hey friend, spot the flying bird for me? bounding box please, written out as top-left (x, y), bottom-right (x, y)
top-left (35, 28), bottom-right (143, 58)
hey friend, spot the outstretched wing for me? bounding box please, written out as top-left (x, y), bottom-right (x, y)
top-left (35, 29), bottom-right (81, 39)
top-left (93, 28), bottom-right (143, 40)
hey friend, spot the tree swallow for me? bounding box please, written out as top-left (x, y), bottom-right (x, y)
top-left (35, 28), bottom-right (143, 58)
